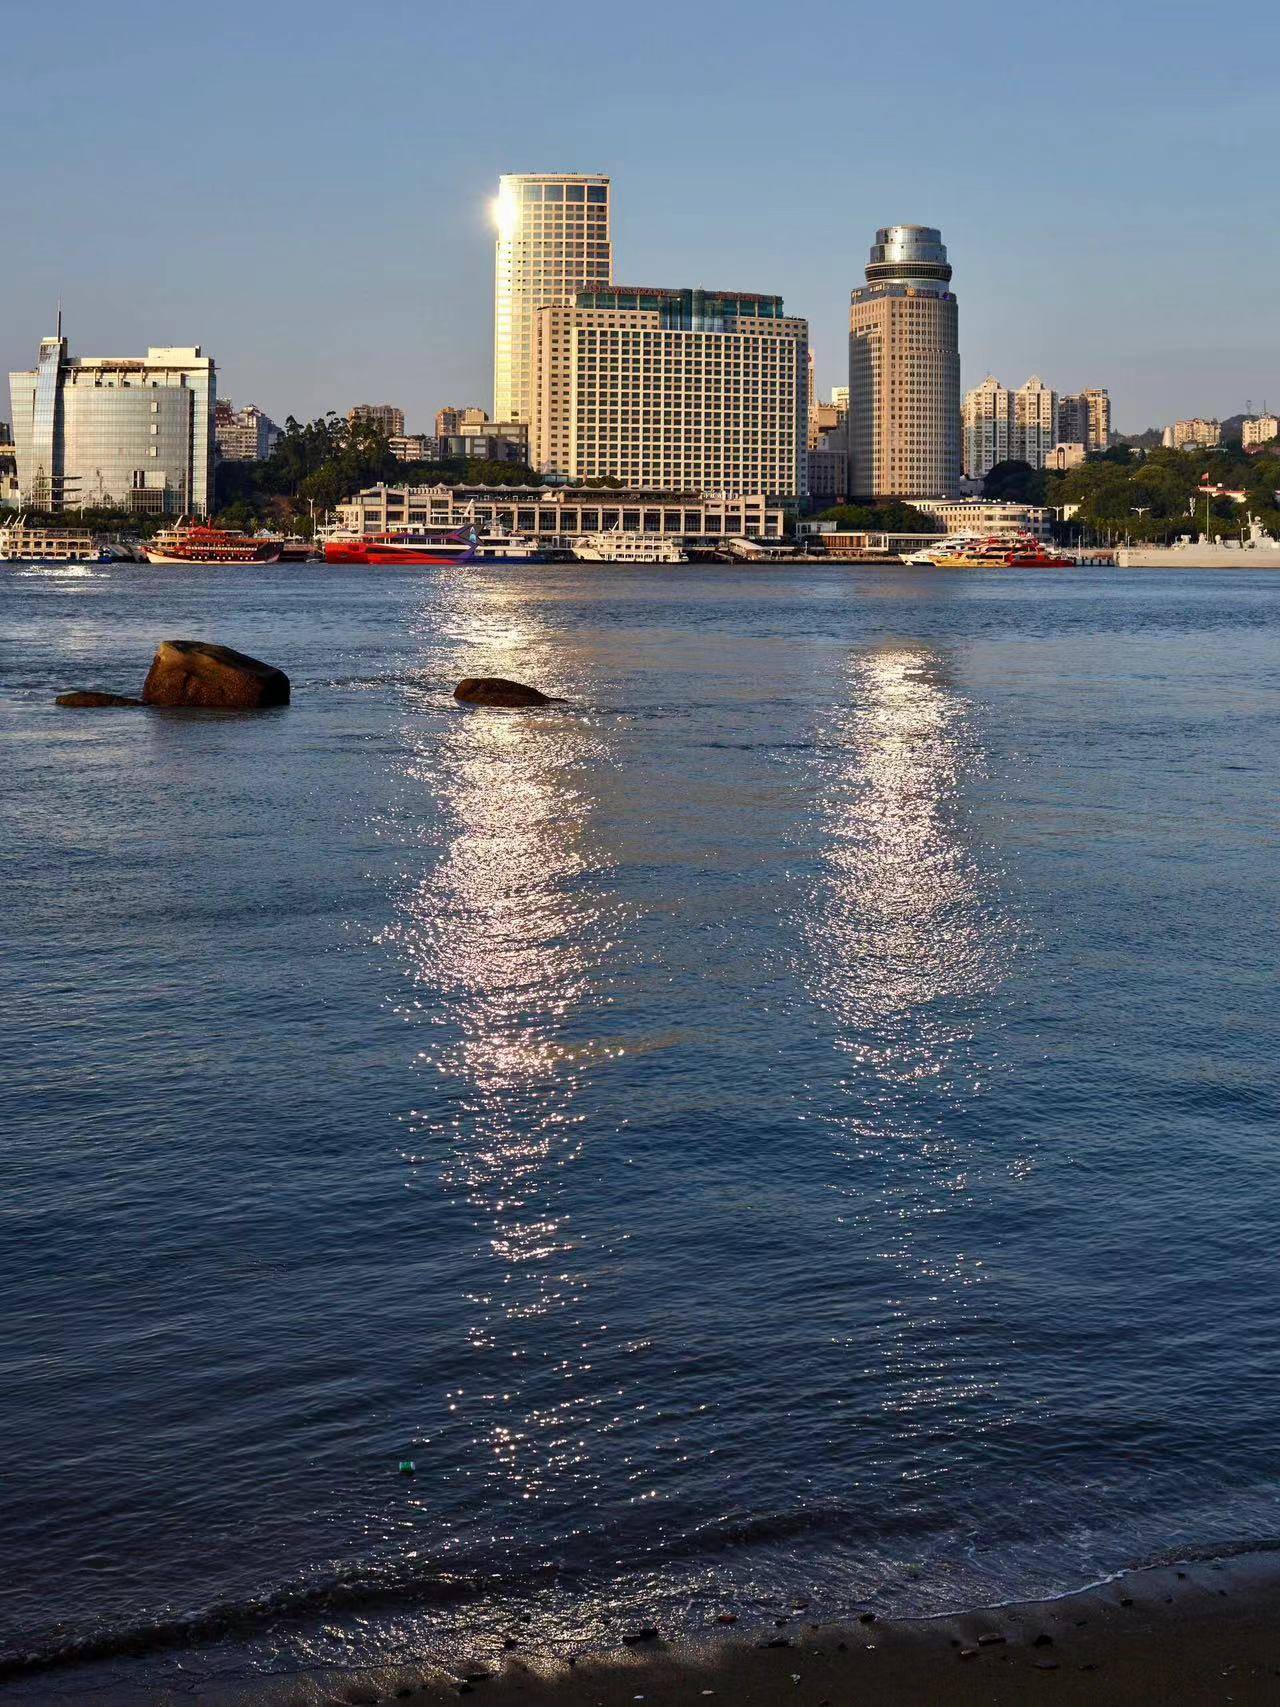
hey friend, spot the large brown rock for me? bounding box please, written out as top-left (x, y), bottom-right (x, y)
top-left (142, 640), bottom-right (290, 709)
top-left (454, 676), bottom-right (557, 708)
top-left (55, 691), bottom-right (143, 708)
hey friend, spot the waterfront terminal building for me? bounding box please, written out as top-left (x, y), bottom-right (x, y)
top-left (530, 285), bottom-right (808, 497)
top-left (9, 334), bottom-right (214, 514)
top-left (848, 225), bottom-right (961, 500)
top-left (334, 483), bottom-right (786, 544)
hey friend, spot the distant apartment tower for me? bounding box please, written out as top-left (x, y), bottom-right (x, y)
top-left (215, 400), bottom-right (281, 462)
top-left (848, 224), bottom-right (960, 498)
top-left (1058, 388), bottom-right (1110, 451)
top-left (531, 284), bottom-right (808, 495)
top-left (1242, 414), bottom-right (1278, 448)
top-left (493, 173), bottom-right (612, 426)
top-left (348, 403), bottom-right (405, 437)
top-left (1164, 417), bottom-right (1221, 449)
top-left (962, 375), bottom-right (1012, 479)
top-left (434, 404), bottom-right (488, 438)
top-left (9, 332), bottom-right (214, 514)
top-left (1015, 376), bottom-right (1057, 467)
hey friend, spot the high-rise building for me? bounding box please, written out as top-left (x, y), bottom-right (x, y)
top-left (831, 385), bottom-right (849, 410)
top-left (1014, 375), bottom-right (1057, 467)
top-left (434, 404), bottom-right (487, 439)
top-left (848, 224), bottom-right (960, 498)
top-left (9, 332), bottom-right (214, 513)
top-left (961, 375), bottom-right (1013, 479)
top-left (215, 400), bottom-right (281, 462)
top-left (1058, 388), bottom-right (1111, 451)
top-left (530, 284), bottom-right (808, 496)
top-left (1242, 414), bottom-right (1278, 448)
top-left (1164, 417), bottom-right (1221, 449)
top-left (348, 403), bottom-right (405, 437)
top-left (492, 173), bottom-right (612, 426)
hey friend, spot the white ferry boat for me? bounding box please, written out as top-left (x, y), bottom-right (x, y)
top-left (572, 530), bottom-right (688, 564)
top-left (0, 517), bottom-right (109, 563)
top-left (900, 535), bottom-right (974, 565)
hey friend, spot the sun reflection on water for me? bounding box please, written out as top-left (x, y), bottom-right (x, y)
top-left (801, 643), bottom-right (1024, 1477)
top-left (381, 576), bottom-right (624, 1517)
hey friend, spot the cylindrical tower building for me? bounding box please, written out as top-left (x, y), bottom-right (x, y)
top-left (848, 224), bottom-right (960, 499)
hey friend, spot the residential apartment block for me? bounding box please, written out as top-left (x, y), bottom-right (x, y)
top-left (1242, 414), bottom-right (1278, 448)
top-left (1057, 388), bottom-right (1111, 451)
top-left (493, 173), bottom-right (612, 426)
top-left (530, 285), bottom-right (808, 496)
top-left (348, 403), bottom-right (405, 437)
top-left (9, 332), bottom-right (214, 513)
top-left (962, 374), bottom-right (1060, 477)
top-left (1163, 417), bottom-right (1221, 448)
top-left (215, 400), bottom-right (281, 462)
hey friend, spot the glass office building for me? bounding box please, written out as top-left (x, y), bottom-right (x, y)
top-left (9, 335), bottom-right (215, 514)
top-left (493, 173), bottom-right (612, 427)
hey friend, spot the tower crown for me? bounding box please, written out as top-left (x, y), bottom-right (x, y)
top-left (865, 224), bottom-right (952, 286)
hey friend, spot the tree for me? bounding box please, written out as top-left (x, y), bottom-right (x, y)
top-left (814, 500), bottom-right (935, 533)
top-left (983, 460), bottom-right (1045, 503)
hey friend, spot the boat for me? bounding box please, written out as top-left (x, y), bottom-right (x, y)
top-left (1116, 518), bottom-right (1280, 568)
top-left (900, 534), bottom-right (975, 566)
top-left (143, 523), bottom-right (281, 564)
top-left (571, 530), bottom-right (688, 564)
top-left (933, 532), bottom-right (1073, 569)
top-left (0, 516), bottom-right (110, 563)
top-left (325, 525), bottom-right (478, 566)
top-left (256, 533), bottom-right (315, 562)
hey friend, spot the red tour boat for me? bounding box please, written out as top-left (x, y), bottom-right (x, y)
top-left (144, 524), bottom-right (282, 565)
top-left (325, 525), bottom-right (478, 566)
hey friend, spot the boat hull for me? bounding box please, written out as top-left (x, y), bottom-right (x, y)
top-left (145, 548), bottom-right (282, 565)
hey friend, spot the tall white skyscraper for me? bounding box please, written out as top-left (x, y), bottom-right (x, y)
top-left (962, 375), bottom-right (1013, 480)
top-left (492, 173), bottom-right (612, 426)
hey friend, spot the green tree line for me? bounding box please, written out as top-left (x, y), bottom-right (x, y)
top-left (985, 446), bottom-right (1280, 542)
top-left (214, 414), bottom-right (535, 533)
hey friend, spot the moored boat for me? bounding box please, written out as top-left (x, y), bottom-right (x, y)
top-left (572, 530), bottom-right (687, 564)
top-left (325, 526), bottom-right (478, 566)
top-left (143, 523), bottom-right (281, 564)
top-left (0, 516), bottom-right (110, 563)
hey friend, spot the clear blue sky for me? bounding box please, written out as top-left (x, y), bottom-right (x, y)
top-left (7, 0), bottom-right (1278, 434)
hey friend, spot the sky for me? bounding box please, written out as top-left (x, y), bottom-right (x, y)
top-left (6, 0), bottom-right (1279, 435)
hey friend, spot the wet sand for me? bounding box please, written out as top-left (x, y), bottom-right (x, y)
top-left (188, 1550), bottom-right (1280, 1707)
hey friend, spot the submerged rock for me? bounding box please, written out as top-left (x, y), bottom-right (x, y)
top-left (453, 676), bottom-right (556, 708)
top-left (142, 640), bottom-right (290, 710)
top-left (55, 691), bottom-right (143, 707)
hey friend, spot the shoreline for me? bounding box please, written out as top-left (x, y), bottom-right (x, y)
top-left (84, 1546), bottom-right (1279, 1706)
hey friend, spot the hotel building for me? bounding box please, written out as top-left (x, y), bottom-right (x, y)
top-left (493, 173), bottom-right (612, 427)
top-left (9, 333), bottom-right (214, 514)
top-left (529, 284), bottom-right (808, 496)
top-left (848, 224), bottom-right (960, 499)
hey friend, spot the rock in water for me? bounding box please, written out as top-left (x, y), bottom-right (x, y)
top-left (454, 676), bottom-right (554, 708)
top-left (55, 691), bottom-right (143, 708)
top-left (142, 641), bottom-right (290, 710)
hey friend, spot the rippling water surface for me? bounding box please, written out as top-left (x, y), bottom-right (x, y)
top-left (2, 562), bottom-right (1279, 1696)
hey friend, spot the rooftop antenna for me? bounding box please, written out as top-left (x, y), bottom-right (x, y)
top-left (56, 299), bottom-right (63, 339)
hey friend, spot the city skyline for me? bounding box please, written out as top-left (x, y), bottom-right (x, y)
top-left (6, 0), bottom-right (1279, 433)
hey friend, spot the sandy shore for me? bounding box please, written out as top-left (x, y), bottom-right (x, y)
top-left (169, 1549), bottom-right (1280, 1707)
